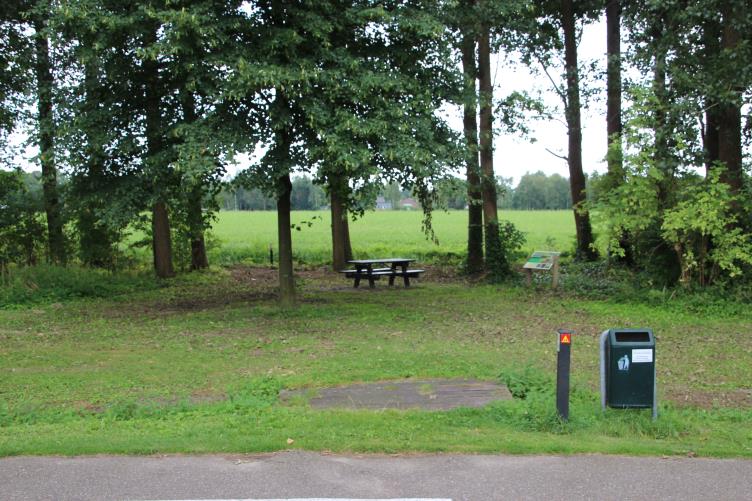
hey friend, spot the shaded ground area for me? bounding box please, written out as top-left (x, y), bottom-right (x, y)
top-left (281, 378), bottom-right (512, 410)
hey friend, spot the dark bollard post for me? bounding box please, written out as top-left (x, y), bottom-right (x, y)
top-left (269, 244), bottom-right (274, 266)
top-left (556, 328), bottom-right (573, 421)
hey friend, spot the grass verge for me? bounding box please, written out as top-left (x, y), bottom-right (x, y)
top-left (1, 267), bottom-right (750, 457)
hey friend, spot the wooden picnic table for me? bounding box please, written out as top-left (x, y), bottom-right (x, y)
top-left (342, 258), bottom-right (424, 288)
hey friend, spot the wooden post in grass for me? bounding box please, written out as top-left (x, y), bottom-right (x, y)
top-left (552, 256), bottom-right (560, 288)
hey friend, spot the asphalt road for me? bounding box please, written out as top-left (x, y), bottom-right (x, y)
top-left (1, 451), bottom-right (750, 501)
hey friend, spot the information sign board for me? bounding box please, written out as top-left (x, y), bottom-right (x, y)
top-left (523, 251), bottom-right (561, 270)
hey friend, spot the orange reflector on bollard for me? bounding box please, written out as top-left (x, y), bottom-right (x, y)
top-left (560, 333), bottom-right (571, 344)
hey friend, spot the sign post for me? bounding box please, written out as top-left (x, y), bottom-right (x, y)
top-left (524, 251), bottom-right (561, 288)
top-left (556, 328), bottom-right (573, 421)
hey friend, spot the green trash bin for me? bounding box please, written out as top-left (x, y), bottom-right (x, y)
top-left (600, 329), bottom-right (656, 415)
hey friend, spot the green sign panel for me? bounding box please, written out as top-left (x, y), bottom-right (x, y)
top-left (523, 251), bottom-right (560, 270)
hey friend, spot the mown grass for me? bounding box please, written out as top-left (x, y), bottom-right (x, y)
top-left (207, 209), bottom-right (575, 265)
top-left (1, 268), bottom-right (750, 457)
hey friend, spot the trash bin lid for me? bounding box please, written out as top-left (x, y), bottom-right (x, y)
top-left (609, 328), bottom-right (654, 345)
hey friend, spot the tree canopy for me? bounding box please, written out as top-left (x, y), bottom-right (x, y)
top-left (0, 0), bottom-right (750, 294)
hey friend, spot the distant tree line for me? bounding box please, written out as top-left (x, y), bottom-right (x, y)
top-left (433, 173), bottom-right (572, 211)
top-left (218, 172), bottom-right (574, 212)
top-left (218, 176), bottom-right (327, 212)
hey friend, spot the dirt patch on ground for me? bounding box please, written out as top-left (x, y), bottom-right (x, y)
top-left (228, 265), bottom-right (280, 284)
top-left (228, 263), bottom-right (462, 291)
top-left (663, 387), bottom-right (752, 409)
top-left (281, 378), bottom-right (512, 410)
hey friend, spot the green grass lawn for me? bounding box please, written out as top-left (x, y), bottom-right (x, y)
top-left (1, 268), bottom-right (750, 457)
top-left (207, 209), bottom-right (576, 265)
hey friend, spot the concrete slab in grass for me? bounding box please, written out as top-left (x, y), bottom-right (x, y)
top-left (281, 379), bottom-right (512, 411)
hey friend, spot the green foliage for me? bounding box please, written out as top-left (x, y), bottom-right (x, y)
top-left (486, 219), bottom-right (526, 282)
top-left (0, 170), bottom-right (46, 268)
top-left (0, 264), bottom-right (159, 307)
top-left (512, 171), bottom-right (572, 210)
top-left (662, 169), bottom-right (752, 285)
top-left (594, 83), bottom-right (752, 287)
top-left (500, 365), bottom-right (552, 399)
top-left (558, 260), bottom-right (639, 299)
top-left (434, 177), bottom-right (468, 210)
top-left (0, 4), bottom-right (31, 150)
top-left (231, 0), bottom-right (460, 239)
top-left (494, 90), bottom-right (551, 141)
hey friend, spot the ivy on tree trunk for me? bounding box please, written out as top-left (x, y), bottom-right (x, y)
top-left (477, 23), bottom-right (504, 273)
top-left (277, 172), bottom-right (295, 308)
top-left (461, 30), bottom-right (484, 275)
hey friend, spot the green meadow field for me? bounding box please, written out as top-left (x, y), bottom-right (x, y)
top-left (208, 209), bottom-right (576, 265)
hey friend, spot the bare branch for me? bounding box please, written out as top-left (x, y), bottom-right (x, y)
top-left (545, 147), bottom-right (568, 162)
top-left (536, 55), bottom-right (567, 105)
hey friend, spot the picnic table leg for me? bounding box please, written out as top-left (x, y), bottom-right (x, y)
top-left (353, 265), bottom-right (364, 288)
top-left (401, 263), bottom-right (410, 287)
top-left (367, 265), bottom-right (376, 289)
top-left (389, 264), bottom-right (397, 286)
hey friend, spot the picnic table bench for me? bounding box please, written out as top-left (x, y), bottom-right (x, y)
top-left (339, 258), bottom-right (425, 288)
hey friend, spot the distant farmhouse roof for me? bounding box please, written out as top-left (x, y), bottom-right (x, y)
top-left (399, 197), bottom-right (419, 209)
top-left (375, 196), bottom-right (393, 210)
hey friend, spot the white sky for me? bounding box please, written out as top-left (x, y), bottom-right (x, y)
top-left (11, 20), bottom-right (608, 187)
top-left (487, 19), bottom-right (609, 184)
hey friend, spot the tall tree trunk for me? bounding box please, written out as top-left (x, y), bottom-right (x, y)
top-left (717, 102), bottom-right (743, 193)
top-left (277, 172), bottom-right (295, 307)
top-left (180, 90), bottom-right (209, 270)
top-left (461, 29), bottom-right (484, 274)
top-left (79, 58), bottom-right (113, 268)
top-left (701, 19), bottom-right (721, 176)
top-left (144, 24), bottom-right (174, 278)
top-left (605, 0), bottom-right (622, 183)
top-left (188, 185), bottom-right (209, 270)
top-left (704, 103), bottom-right (720, 175)
top-left (152, 201), bottom-right (174, 278)
top-left (329, 176), bottom-right (353, 271)
top-left (562, 0), bottom-right (597, 261)
top-left (605, 0), bottom-right (632, 264)
top-left (717, 6), bottom-right (744, 202)
top-left (34, 14), bottom-right (65, 265)
top-left (651, 20), bottom-right (671, 209)
top-left (477, 23), bottom-right (502, 271)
